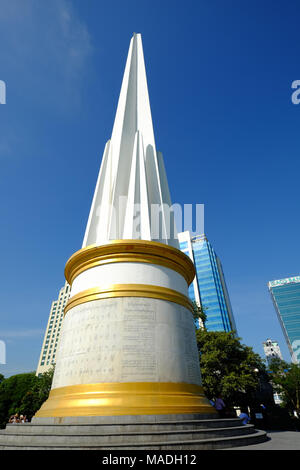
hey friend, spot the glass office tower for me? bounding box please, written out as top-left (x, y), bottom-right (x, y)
top-left (178, 231), bottom-right (237, 332)
top-left (268, 276), bottom-right (300, 364)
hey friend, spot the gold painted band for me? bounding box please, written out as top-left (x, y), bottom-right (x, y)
top-left (64, 284), bottom-right (194, 316)
top-left (64, 240), bottom-right (195, 286)
top-left (34, 382), bottom-right (216, 417)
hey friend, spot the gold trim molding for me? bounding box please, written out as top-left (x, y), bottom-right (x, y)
top-left (64, 240), bottom-right (195, 286)
top-left (64, 284), bottom-right (194, 316)
top-left (35, 382), bottom-right (216, 417)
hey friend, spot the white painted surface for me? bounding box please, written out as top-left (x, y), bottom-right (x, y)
top-left (52, 297), bottom-right (202, 389)
top-left (70, 262), bottom-right (188, 298)
top-left (82, 33), bottom-right (178, 248)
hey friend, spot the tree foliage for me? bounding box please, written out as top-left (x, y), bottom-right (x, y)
top-left (0, 366), bottom-right (54, 427)
top-left (268, 358), bottom-right (300, 414)
top-left (267, 357), bottom-right (291, 375)
top-left (191, 301), bottom-right (207, 327)
top-left (196, 328), bottom-right (267, 408)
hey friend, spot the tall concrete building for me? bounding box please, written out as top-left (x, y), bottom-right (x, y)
top-left (268, 276), bottom-right (300, 364)
top-left (262, 339), bottom-right (283, 366)
top-left (36, 282), bottom-right (70, 375)
top-left (178, 231), bottom-right (237, 332)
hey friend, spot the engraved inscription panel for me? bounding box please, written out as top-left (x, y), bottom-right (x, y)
top-left (52, 300), bottom-right (121, 388)
top-left (121, 299), bottom-right (157, 380)
top-left (52, 297), bottom-right (201, 389)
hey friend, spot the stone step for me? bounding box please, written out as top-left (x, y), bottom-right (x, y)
top-left (99, 430), bottom-right (268, 450)
top-left (0, 425), bottom-right (254, 446)
top-left (0, 430), bottom-right (268, 450)
top-left (3, 418), bottom-right (243, 434)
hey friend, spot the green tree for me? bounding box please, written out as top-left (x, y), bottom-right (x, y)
top-left (191, 301), bottom-right (207, 328)
top-left (0, 366), bottom-right (54, 427)
top-left (18, 365), bottom-right (55, 419)
top-left (196, 329), bottom-right (266, 409)
top-left (0, 372), bottom-right (38, 427)
top-left (35, 365), bottom-right (55, 405)
top-left (268, 358), bottom-right (300, 415)
top-left (267, 357), bottom-right (290, 374)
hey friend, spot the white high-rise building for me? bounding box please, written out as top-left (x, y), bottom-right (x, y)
top-left (263, 339), bottom-right (283, 366)
top-left (36, 282), bottom-right (70, 375)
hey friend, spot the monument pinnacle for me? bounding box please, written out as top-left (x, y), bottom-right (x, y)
top-left (82, 33), bottom-right (177, 248)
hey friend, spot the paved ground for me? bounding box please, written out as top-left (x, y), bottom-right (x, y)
top-left (232, 430), bottom-right (300, 450)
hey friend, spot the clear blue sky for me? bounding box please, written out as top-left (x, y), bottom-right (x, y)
top-left (0, 0), bottom-right (299, 376)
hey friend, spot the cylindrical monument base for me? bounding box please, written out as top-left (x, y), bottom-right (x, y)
top-left (35, 241), bottom-right (215, 419)
top-left (35, 382), bottom-right (215, 417)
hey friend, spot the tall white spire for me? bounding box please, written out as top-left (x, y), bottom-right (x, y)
top-left (82, 33), bottom-right (178, 248)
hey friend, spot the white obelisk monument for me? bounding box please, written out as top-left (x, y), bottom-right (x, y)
top-left (36, 34), bottom-right (213, 418)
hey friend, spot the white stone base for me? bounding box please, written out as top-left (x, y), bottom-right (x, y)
top-left (52, 296), bottom-right (201, 390)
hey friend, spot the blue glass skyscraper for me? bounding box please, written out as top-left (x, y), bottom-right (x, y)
top-left (268, 276), bottom-right (300, 364)
top-left (178, 232), bottom-right (237, 332)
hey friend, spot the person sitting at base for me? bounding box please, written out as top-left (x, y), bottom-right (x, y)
top-left (9, 414), bottom-right (20, 424)
top-left (239, 408), bottom-right (250, 425)
top-left (214, 397), bottom-right (226, 417)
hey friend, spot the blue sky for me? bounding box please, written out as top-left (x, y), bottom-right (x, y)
top-left (0, 0), bottom-right (299, 376)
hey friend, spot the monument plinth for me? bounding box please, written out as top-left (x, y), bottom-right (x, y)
top-left (35, 33), bottom-right (214, 419)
